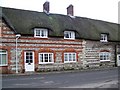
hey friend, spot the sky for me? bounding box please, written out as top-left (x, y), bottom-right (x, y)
top-left (0, 0), bottom-right (119, 23)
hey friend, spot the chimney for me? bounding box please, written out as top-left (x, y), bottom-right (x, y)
top-left (43, 1), bottom-right (50, 14)
top-left (67, 4), bottom-right (74, 16)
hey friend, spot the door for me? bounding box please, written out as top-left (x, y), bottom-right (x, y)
top-left (117, 54), bottom-right (120, 66)
top-left (24, 51), bottom-right (34, 72)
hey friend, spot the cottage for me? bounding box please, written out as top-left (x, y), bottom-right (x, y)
top-left (0, 2), bottom-right (119, 74)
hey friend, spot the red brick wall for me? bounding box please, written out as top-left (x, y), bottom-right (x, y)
top-left (0, 66), bottom-right (8, 74)
top-left (1, 21), bottom-right (83, 73)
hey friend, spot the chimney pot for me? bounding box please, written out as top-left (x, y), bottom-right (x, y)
top-left (67, 4), bottom-right (74, 16)
top-left (43, 1), bottom-right (50, 14)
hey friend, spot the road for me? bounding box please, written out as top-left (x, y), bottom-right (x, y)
top-left (2, 68), bottom-right (118, 88)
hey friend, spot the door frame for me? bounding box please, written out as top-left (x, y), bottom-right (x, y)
top-left (24, 51), bottom-right (35, 72)
top-left (117, 54), bottom-right (120, 66)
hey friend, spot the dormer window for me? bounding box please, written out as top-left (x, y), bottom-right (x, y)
top-left (100, 34), bottom-right (108, 42)
top-left (34, 28), bottom-right (48, 38)
top-left (64, 31), bottom-right (75, 39)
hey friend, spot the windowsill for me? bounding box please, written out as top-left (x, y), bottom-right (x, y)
top-left (34, 36), bottom-right (48, 38)
top-left (64, 38), bottom-right (75, 40)
top-left (100, 40), bottom-right (108, 42)
top-left (64, 61), bottom-right (76, 63)
top-left (100, 60), bottom-right (110, 62)
top-left (39, 62), bottom-right (54, 64)
top-left (0, 65), bottom-right (8, 66)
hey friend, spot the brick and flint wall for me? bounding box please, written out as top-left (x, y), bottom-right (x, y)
top-left (1, 21), bottom-right (83, 73)
top-left (81, 40), bottom-right (116, 68)
top-left (0, 21), bottom-right (116, 73)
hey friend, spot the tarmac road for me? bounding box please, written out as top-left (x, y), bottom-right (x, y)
top-left (2, 67), bottom-right (119, 89)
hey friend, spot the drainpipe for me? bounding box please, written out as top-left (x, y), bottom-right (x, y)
top-left (114, 44), bottom-right (117, 67)
top-left (15, 34), bottom-right (21, 73)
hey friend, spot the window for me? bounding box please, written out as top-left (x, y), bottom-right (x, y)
top-left (25, 52), bottom-right (33, 64)
top-left (100, 34), bottom-right (108, 42)
top-left (64, 31), bottom-right (75, 39)
top-left (64, 53), bottom-right (76, 63)
top-left (0, 50), bottom-right (7, 66)
top-left (99, 52), bottom-right (110, 61)
top-left (34, 28), bottom-right (48, 38)
top-left (39, 53), bottom-right (54, 64)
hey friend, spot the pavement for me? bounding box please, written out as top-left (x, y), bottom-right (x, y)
top-left (2, 66), bottom-right (118, 77)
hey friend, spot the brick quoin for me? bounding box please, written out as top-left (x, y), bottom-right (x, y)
top-left (0, 47), bottom-right (11, 73)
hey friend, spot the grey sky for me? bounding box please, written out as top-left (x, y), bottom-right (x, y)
top-left (1, 0), bottom-right (119, 23)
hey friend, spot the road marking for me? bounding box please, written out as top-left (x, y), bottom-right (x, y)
top-left (44, 81), bottom-right (54, 84)
top-left (61, 80), bottom-right (118, 88)
top-left (2, 77), bottom-right (45, 81)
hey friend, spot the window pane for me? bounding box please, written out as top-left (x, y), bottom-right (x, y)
top-left (101, 35), bottom-right (103, 40)
top-left (106, 54), bottom-right (109, 60)
top-left (69, 32), bottom-right (71, 38)
top-left (30, 60), bottom-right (33, 63)
top-left (73, 54), bottom-right (76, 61)
top-left (101, 34), bottom-right (107, 41)
top-left (38, 30), bottom-right (40, 36)
top-left (25, 52), bottom-right (33, 63)
top-left (0, 54), bottom-right (2, 65)
top-left (30, 56), bottom-right (33, 59)
top-left (30, 52), bottom-right (32, 56)
top-left (64, 32), bottom-right (69, 38)
top-left (103, 37), bottom-right (105, 40)
top-left (64, 53), bottom-right (76, 62)
top-left (36, 30), bottom-right (40, 36)
top-left (49, 54), bottom-right (52, 62)
top-left (64, 54), bottom-right (68, 61)
top-left (69, 54), bottom-right (72, 61)
top-left (0, 50), bottom-right (7, 65)
top-left (26, 53), bottom-right (29, 56)
top-left (26, 56), bottom-right (29, 60)
top-left (2, 54), bottom-right (7, 65)
top-left (39, 53), bottom-right (53, 63)
top-left (40, 54), bottom-right (43, 62)
top-left (119, 56), bottom-right (120, 60)
top-left (26, 60), bottom-right (29, 63)
top-left (44, 30), bottom-right (47, 37)
top-left (64, 31), bottom-right (75, 39)
top-left (103, 54), bottom-right (106, 60)
top-left (44, 54), bottom-right (48, 62)
top-left (100, 55), bottom-right (103, 60)
top-left (100, 52), bottom-right (110, 61)
top-left (35, 29), bottom-right (48, 38)
top-left (0, 50), bottom-right (6, 53)
top-left (71, 32), bottom-right (75, 39)
top-left (41, 30), bottom-right (44, 37)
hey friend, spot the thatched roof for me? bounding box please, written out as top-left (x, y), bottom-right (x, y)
top-left (1, 7), bottom-right (119, 41)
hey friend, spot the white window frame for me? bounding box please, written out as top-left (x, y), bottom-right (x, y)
top-left (25, 52), bottom-right (34, 64)
top-left (34, 28), bottom-right (48, 38)
top-left (39, 53), bottom-right (54, 64)
top-left (0, 50), bottom-right (8, 66)
top-left (64, 53), bottom-right (76, 63)
top-left (100, 34), bottom-right (108, 42)
top-left (64, 31), bottom-right (75, 39)
top-left (99, 52), bottom-right (110, 62)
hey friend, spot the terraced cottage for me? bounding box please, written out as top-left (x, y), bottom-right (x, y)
top-left (0, 1), bottom-right (119, 74)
